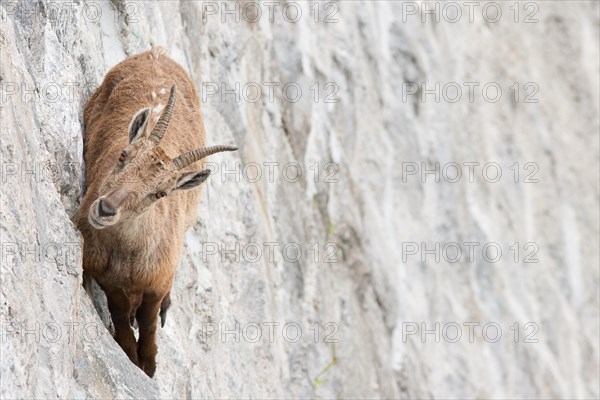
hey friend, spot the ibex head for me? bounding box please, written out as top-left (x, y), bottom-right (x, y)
top-left (88, 85), bottom-right (237, 229)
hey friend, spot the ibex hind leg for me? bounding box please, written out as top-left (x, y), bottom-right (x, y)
top-left (160, 291), bottom-right (171, 328)
top-left (104, 287), bottom-right (139, 366)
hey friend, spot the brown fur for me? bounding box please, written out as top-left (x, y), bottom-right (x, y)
top-left (76, 48), bottom-right (220, 377)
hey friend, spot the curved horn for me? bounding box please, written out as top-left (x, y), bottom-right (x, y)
top-left (148, 84), bottom-right (176, 144)
top-left (173, 145), bottom-right (238, 170)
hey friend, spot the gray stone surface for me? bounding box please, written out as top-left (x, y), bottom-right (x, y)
top-left (1, 1), bottom-right (598, 398)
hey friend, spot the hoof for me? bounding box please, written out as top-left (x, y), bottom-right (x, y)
top-left (139, 359), bottom-right (156, 378)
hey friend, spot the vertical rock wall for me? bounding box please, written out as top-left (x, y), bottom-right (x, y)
top-left (1, 1), bottom-right (598, 398)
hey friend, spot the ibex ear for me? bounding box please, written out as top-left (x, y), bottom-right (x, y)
top-left (175, 169), bottom-right (211, 191)
top-left (128, 108), bottom-right (149, 143)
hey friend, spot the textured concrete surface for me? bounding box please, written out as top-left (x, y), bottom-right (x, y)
top-left (1, 1), bottom-right (599, 398)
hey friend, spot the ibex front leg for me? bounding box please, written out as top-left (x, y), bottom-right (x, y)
top-left (136, 293), bottom-right (162, 377)
top-left (104, 287), bottom-right (139, 365)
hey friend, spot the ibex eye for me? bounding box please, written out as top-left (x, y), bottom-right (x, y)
top-left (119, 151), bottom-right (127, 162)
top-left (156, 191), bottom-right (167, 199)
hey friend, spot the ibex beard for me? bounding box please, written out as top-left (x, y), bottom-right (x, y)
top-left (75, 48), bottom-right (237, 377)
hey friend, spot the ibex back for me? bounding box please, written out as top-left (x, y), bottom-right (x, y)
top-left (76, 48), bottom-right (237, 377)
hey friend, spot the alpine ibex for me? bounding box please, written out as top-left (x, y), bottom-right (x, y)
top-left (76, 48), bottom-right (237, 377)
